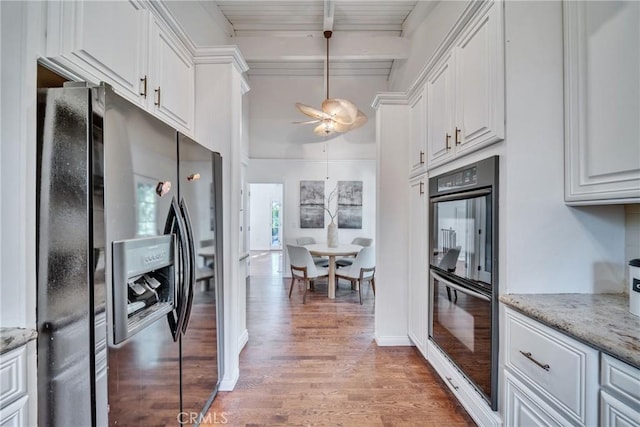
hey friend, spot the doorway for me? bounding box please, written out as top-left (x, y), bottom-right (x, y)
top-left (249, 182), bottom-right (285, 249)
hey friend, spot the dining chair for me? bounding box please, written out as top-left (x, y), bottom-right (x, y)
top-left (335, 237), bottom-right (373, 268)
top-left (286, 244), bottom-right (329, 303)
top-left (335, 246), bottom-right (376, 304)
top-left (438, 246), bottom-right (461, 302)
top-left (296, 236), bottom-right (329, 267)
top-left (197, 238), bottom-right (216, 288)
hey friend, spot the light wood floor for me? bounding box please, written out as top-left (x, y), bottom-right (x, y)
top-left (204, 251), bottom-right (475, 426)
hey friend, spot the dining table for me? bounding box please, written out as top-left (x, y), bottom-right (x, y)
top-left (306, 243), bottom-right (362, 299)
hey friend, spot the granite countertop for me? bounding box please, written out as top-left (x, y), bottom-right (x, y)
top-left (1, 327), bottom-right (38, 355)
top-left (500, 293), bottom-right (640, 369)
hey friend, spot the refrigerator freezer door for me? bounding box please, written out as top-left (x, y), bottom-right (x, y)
top-left (177, 134), bottom-right (222, 418)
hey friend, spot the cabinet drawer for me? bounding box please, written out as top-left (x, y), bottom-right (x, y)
top-left (505, 308), bottom-right (598, 424)
top-left (601, 354), bottom-right (640, 404)
top-left (0, 347), bottom-right (27, 408)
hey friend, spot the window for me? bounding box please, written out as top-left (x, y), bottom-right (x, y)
top-left (136, 178), bottom-right (157, 237)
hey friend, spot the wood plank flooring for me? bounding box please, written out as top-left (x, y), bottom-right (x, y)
top-left (203, 251), bottom-right (475, 426)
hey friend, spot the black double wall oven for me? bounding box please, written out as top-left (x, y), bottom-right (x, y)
top-left (428, 156), bottom-right (499, 410)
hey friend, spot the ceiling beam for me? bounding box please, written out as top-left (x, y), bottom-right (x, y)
top-left (324, 0), bottom-right (335, 31)
top-left (232, 34), bottom-right (410, 62)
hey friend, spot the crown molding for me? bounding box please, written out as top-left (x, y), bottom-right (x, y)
top-left (371, 92), bottom-right (409, 109)
top-left (146, 1), bottom-right (197, 55)
top-left (193, 46), bottom-right (250, 75)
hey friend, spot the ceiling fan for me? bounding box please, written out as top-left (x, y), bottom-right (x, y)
top-left (294, 31), bottom-right (368, 136)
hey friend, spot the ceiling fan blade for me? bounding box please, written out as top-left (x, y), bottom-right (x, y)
top-left (334, 110), bottom-right (368, 132)
top-left (313, 123), bottom-right (334, 136)
top-left (292, 119), bottom-right (321, 125)
top-left (322, 98), bottom-right (358, 125)
top-left (296, 103), bottom-right (330, 120)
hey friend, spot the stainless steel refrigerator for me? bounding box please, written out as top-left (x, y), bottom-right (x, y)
top-left (37, 83), bottom-right (223, 426)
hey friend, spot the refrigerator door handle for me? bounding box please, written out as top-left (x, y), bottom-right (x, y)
top-left (179, 198), bottom-right (196, 334)
top-left (164, 196), bottom-right (190, 342)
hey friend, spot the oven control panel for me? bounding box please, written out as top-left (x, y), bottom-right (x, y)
top-left (437, 166), bottom-right (477, 192)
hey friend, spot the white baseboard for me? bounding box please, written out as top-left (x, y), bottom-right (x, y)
top-left (238, 329), bottom-right (248, 351)
top-left (218, 367), bottom-right (239, 391)
top-left (374, 335), bottom-right (413, 346)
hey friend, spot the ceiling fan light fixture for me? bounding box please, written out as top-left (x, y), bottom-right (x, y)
top-left (294, 30), bottom-right (367, 135)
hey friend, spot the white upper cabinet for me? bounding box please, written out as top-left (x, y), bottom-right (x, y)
top-left (46, 1), bottom-right (148, 107)
top-left (564, 1), bottom-right (640, 204)
top-left (454, 1), bottom-right (504, 155)
top-left (426, 0), bottom-right (504, 170)
top-left (409, 87), bottom-right (427, 177)
top-left (46, 1), bottom-right (194, 134)
top-left (148, 15), bottom-right (194, 134)
top-left (426, 52), bottom-right (456, 167)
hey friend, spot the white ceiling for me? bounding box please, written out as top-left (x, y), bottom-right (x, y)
top-left (209, 0), bottom-right (430, 77)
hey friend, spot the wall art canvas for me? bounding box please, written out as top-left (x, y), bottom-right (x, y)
top-left (337, 180), bottom-right (363, 229)
top-left (299, 180), bottom-right (325, 228)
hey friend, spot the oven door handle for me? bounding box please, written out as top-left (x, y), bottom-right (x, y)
top-left (430, 270), bottom-right (491, 302)
top-left (430, 188), bottom-right (491, 203)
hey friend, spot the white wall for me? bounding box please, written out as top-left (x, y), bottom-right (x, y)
top-left (0, 1), bottom-right (44, 328)
top-left (249, 183), bottom-right (283, 251)
top-left (374, 103), bottom-right (410, 345)
top-left (247, 75), bottom-right (385, 160)
top-left (248, 158), bottom-right (376, 275)
top-left (164, 1), bottom-right (230, 46)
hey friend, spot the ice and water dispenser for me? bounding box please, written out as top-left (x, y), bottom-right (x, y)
top-left (111, 235), bottom-right (175, 344)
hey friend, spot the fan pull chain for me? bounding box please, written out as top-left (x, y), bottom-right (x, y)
top-left (326, 140), bottom-right (330, 180)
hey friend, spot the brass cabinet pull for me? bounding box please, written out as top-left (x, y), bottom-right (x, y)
top-left (419, 181), bottom-right (424, 195)
top-left (455, 127), bottom-right (461, 145)
top-left (445, 376), bottom-right (459, 390)
top-left (419, 150), bottom-right (425, 164)
top-left (519, 350), bottom-right (550, 371)
top-left (140, 75), bottom-right (148, 98)
top-left (445, 133), bottom-right (451, 150)
top-left (154, 87), bottom-right (161, 107)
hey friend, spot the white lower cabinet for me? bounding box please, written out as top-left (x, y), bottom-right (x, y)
top-left (503, 307), bottom-right (599, 426)
top-left (503, 306), bottom-right (640, 427)
top-left (428, 340), bottom-right (502, 427)
top-left (504, 370), bottom-right (573, 427)
top-left (0, 347), bottom-right (28, 427)
top-left (600, 354), bottom-right (640, 427)
top-left (407, 175), bottom-right (428, 357)
top-left (600, 390), bottom-right (640, 427)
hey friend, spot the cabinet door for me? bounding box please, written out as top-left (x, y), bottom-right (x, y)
top-left (504, 371), bottom-right (573, 427)
top-left (47, 1), bottom-right (148, 107)
top-left (564, 1), bottom-right (640, 204)
top-left (454, 0), bottom-right (504, 154)
top-left (600, 390), bottom-right (640, 427)
top-left (148, 15), bottom-right (195, 134)
top-left (409, 87), bottom-right (427, 177)
top-left (407, 177), bottom-right (428, 357)
top-left (427, 52), bottom-right (455, 168)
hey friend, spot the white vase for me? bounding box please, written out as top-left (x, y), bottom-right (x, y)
top-left (327, 221), bottom-right (338, 248)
